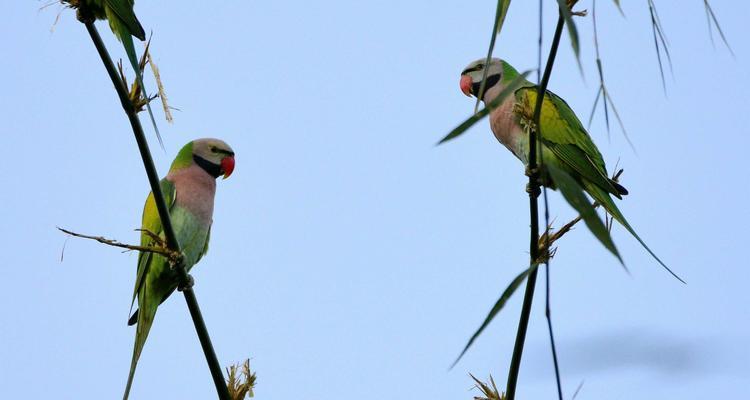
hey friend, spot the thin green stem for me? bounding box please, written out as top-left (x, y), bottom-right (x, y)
top-left (80, 15), bottom-right (230, 400)
top-left (545, 263), bottom-right (563, 400)
top-left (505, 10), bottom-right (566, 400)
top-left (539, 2), bottom-right (563, 398)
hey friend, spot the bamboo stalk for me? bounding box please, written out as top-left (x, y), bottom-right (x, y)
top-left (504, 9), bottom-right (567, 400)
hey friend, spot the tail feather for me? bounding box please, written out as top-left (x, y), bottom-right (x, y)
top-left (585, 182), bottom-right (685, 283)
top-left (127, 309), bottom-right (138, 326)
top-left (123, 294), bottom-right (158, 400)
top-left (612, 180), bottom-right (628, 196)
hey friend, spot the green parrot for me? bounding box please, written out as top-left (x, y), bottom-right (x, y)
top-left (77, 0), bottom-right (162, 146)
top-left (123, 138), bottom-right (236, 399)
top-left (459, 58), bottom-right (681, 282)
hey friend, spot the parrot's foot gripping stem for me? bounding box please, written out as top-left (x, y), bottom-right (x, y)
top-left (526, 183), bottom-right (541, 198)
top-left (525, 165), bottom-right (540, 178)
top-left (178, 274), bottom-right (195, 291)
top-left (74, 2), bottom-right (95, 24)
top-left (525, 166), bottom-right (542, 198)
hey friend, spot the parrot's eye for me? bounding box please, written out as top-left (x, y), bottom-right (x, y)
top-left (210, 146), bottom-right (217, 153)
top-left (476, 64), bottom-right (484, 70)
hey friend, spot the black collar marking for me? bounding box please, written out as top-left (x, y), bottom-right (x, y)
top-left (194, 155), bottom-right (223, 178)
top-left (471, 74), bottom-right (501, 97)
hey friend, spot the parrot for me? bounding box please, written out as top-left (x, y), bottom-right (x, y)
top-left (123, 138), bottom-right (236, 399)
top-left (76, 0), bottom-right (163, 146)
top-left (459, 57), bottom-right (682, 282)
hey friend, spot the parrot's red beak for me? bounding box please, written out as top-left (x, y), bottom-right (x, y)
top-left (460, 75), bottom-right (473, 97)
top-left (221, 156), bottom-right (235, 179)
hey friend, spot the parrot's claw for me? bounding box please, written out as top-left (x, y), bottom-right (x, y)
top-left (526, 182), bottom-right (541, 198)
top-left (168, 252), bottom-right (187, 270)
top-left (525, 165), bottom-right (540, 177)
top-left (74, 3), bottom-right (96, 24)
top-left (178, 274), bottom-right (195, 291)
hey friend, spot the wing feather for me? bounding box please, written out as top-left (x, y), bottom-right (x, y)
top-left (515, 87), bottom-right (621, 197)
top-left (129, 179), bottom-right (175, 314)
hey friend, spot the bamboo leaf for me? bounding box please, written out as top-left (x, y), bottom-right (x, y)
top-left (451, 262), bottom-right (540, 368)
top-left (556, 0), bottom-right (581, 72)
top-left (647, 0), bottom-right (673, 93)
top-left (545, 163), bottom-right (622, 263)
top-left (590, 1), bottom-right (610, 135)
top-left (474, 0), bottom-right (513, 113)
top-left (603, 88), bottom-right (635, 152)
top-left (438, 72), bottom-right (530, 145)
top-left (703, 0), bottom-right (735, 57)
top-left (587, 86), bottom-right (603, 130)
top-left (589, 2), bottom-right (636, 152)
top-left (611, 0), bottom-right (624, 16)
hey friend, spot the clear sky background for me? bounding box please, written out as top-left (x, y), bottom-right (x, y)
top-left (2, 1), bottom-right (748, 399)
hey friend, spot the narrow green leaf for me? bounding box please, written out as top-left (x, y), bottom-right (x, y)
top-left (589, 0), bottom-right (633, 151)
top-left (588, 1), bottom-right (607, 133)
top-left (611, 0), bottom-right (624, 16)
top-left (438, 72), bottom-right (530, 145)
top-left (651, 2), bottom-right (673, 73)
top-left (703, 0), bottom-right (735, 57)
top-left (647, 0), bottom-right (673, 93)
top-left (603, 88), bottom-right (636, 153)
top-left (451, 262), bottom-right (540, 368)
top-left (474, 0), bottom-right (513, 113)
top-left (556, 0), bottom-right (581, 72)
top-left (545, 163), bottom-right (623, 264)
top-left (587, 86), bottom-right (603, 129)
top-left (495, 0), bottom-right (512, 33)
top-left (594, 61), bottom-right (610, 134)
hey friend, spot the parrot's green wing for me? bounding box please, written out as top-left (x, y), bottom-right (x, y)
top-left (123, 178), bottom-right (175, 400)
top-left (103, 0), bottom-right (145, 40)
top-left (515, 87), bottom-right (623, 198)
top-left (130, 178), bottom-right (176, 314)
top-left (514, 86), bottom-right (683, 282)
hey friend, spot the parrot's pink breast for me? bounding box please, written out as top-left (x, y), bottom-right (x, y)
top-left (167, 165), bottom-right (217, 225)
top-left (489, 96), bottom-right (526, 162)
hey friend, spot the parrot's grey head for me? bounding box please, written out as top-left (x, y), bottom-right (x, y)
top-left (460, 58), bottom-right (505, 98)
top-left (191, 138), bottom-right (235, 179)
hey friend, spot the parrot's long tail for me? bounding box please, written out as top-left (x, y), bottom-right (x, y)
top-left (123, 293), bottom-right (158, 400)
top-left (584, 182), bottom-right (685, 283)
top-left (127, 309), bottom-right (139, 326)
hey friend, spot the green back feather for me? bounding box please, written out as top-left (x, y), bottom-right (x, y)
top-left (500, 60), bottom-right (522, 83)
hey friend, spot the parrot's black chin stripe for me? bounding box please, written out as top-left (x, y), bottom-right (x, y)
top-left (471, 74), bottom-right (501, 97)
top-left (194, 155), bottom-right (223, 178)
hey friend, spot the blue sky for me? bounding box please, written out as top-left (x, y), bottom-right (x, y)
top-left (2, 1), bottom-right (748, 399)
